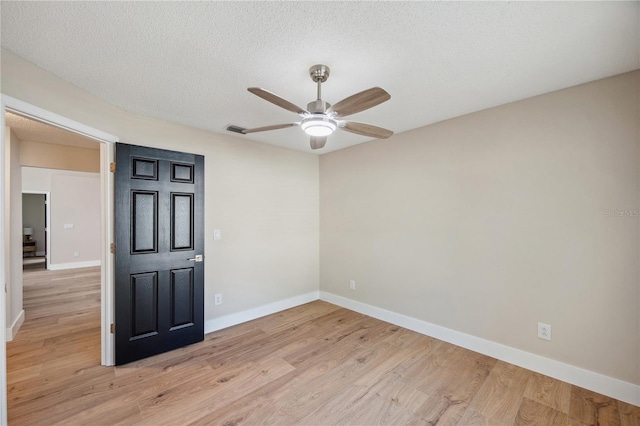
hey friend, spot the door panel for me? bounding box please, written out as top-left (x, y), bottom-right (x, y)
top-left (171, 193), bottom-right (194, 250)
top-left (115, 143), bottom-right (204, 365)
top-left (170, 268), bottom-right (194, 329)
top-left (132, 191), bottom-right (158, 253)
top-left (130, 272), bottom-right (159, 339)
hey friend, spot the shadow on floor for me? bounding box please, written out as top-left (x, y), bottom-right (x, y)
top-left (23, 255), bottom-right (46, 270)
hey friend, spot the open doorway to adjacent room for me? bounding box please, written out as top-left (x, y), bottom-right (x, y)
top-left (3, 109), bottom-right (112, 422)
top-left (22, 192), bottom-right (49, 270)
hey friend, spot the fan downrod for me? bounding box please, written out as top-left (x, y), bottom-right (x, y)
top-left (309, 64), bottom-right (331, 108)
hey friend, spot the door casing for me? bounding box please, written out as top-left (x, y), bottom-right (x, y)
top-left (0, 94), bottom-right (119, 425)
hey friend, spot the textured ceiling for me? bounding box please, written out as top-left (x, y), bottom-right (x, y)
top-left (6, 112), bottom-right (100, 150)
top-left (1, 2), bottom-right (638, 154)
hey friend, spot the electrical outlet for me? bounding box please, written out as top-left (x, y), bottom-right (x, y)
top-left (349, 280), bottom-right (356, 290)
top-left (538, 322), bottom-right (552, 341)
top-left (73, 251), bottom-right (79, 257)
top-left (214, 293), bottom-right (222, 305)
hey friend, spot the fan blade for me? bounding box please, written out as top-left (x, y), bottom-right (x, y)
top-left (310, 136), bottom-right (327, 150)
top-left (248, 88), bottom-right (308, 115)
top-left (342, 121), bottom-right (393, 139)
top-left (328, 87), bottom-right (390, 118)
top-left (242, 123), bottom-right (298, 134)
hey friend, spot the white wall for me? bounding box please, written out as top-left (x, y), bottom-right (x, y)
top-left (4, 129), bottom-right (23, 338)
top-left (22, 167), bottom-right (100, 267)
top-left (2, 48), bottom-right (320, 327)
top-left (320, 71), bottom-right (640, 387)
top-left (3, 128), bottom-right (9, 327)
top-left (52, 174), bottom-right (100, 265)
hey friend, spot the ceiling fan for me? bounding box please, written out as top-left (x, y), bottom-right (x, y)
top-left (231, 64), bottom-right (393, 150)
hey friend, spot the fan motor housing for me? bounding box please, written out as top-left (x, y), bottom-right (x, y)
top-left (309, 64), bottom-right (330, 83)
top-left (307, 100), bottom-right (331, 114)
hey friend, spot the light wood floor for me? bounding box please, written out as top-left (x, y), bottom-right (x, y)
top-left (7, 267), bottom-right (640, 425)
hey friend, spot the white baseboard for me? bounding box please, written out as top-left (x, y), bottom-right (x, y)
top-left (204, 291), bottom-right (320, 334)
top-left (319, 291), bottom-right (640, 407)
top-left (5, 309), bottom-right (25, 342)
top-left (200, 289), bottom-right (640, 405)
top-left (48, 260), bottom-right (101, 271)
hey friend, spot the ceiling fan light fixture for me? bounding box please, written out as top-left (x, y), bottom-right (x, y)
top-left (301, 116), bottom-right (336, 137)
top-left (242, 65), bottom-right (393, 144)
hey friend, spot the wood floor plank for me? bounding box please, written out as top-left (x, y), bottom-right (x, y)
top-left (301, 368), bottom-right (429, 425)
top-left (455, 408), bottom-right (496, 425)
top-left (247, 342), bottom-right (403, 425)
top-left (514, 397), bottom-right (568, 426)
top-left (10, 358), bottom-right (208, 423)
top-left (619, 400), bottom-right (640, 426)
top-left (5, 364), bottom-right (42, 385)
top-left (8, 364), bottom-right (114, 410)
top-left (257, 300), bottom-right (342, 335)
top-left (51, 401), bottom-right (143, 426)
top-left (383, 325), bottom-right (434, 349)
top-left (408, 350), bottom-right (497, 425)
top-left (464, 360), bottom-right (532, 425)
top-left (279, 311), bottom-right (373, 366)
top-left (136, 356), bottom-right (295, 425)
top-left (7, 266), bottom-right (638, 425)
top-left (114, 328), bottom-right (269, 377)
top-left (393, 339), bottom-right (461, 389)
top-left (524, 371), bottom-right (571, 414)
top-left (569, 386), bottom-right (622, 426)
top-left (189, 340), bottom-right (370, 426)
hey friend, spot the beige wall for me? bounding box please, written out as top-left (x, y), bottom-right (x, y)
top-left (1, 48), bottom-right (320, 323)
top-left (4, 46), bottom-right (637, 389)
top-left (20, 140), bottom-right (99, 172)
top-left (320, 71), bottom-right (640, 385)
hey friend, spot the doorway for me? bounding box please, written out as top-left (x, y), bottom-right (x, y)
top-left (5, 114), bottom-right (105, 418)
top-left (5, 109), bottom-right (103, 333)
top-left (1, 95), bottom-right (119, 424)
top-left (22, 192), bottom-right (49, 271)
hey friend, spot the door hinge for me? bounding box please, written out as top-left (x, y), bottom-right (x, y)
top-left (110, 323), bottom-right (115, 334)
top-left (110, 243), bottom-right (115, 254)
top-left (110, 162), bottom-right (116, 173)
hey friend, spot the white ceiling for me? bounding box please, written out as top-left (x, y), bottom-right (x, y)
top-left (5, 112), bottom-right (100, 150)
top-left (1, 2), bottom-right (638, 154)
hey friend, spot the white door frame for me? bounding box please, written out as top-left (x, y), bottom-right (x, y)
top-left (0, 94), bottom-right (119, 425)
top-left (22, 191), bottom-right (51, 270)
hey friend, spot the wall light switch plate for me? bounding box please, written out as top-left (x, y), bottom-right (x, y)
top-left (213, 229), bottom-right (221, 240)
